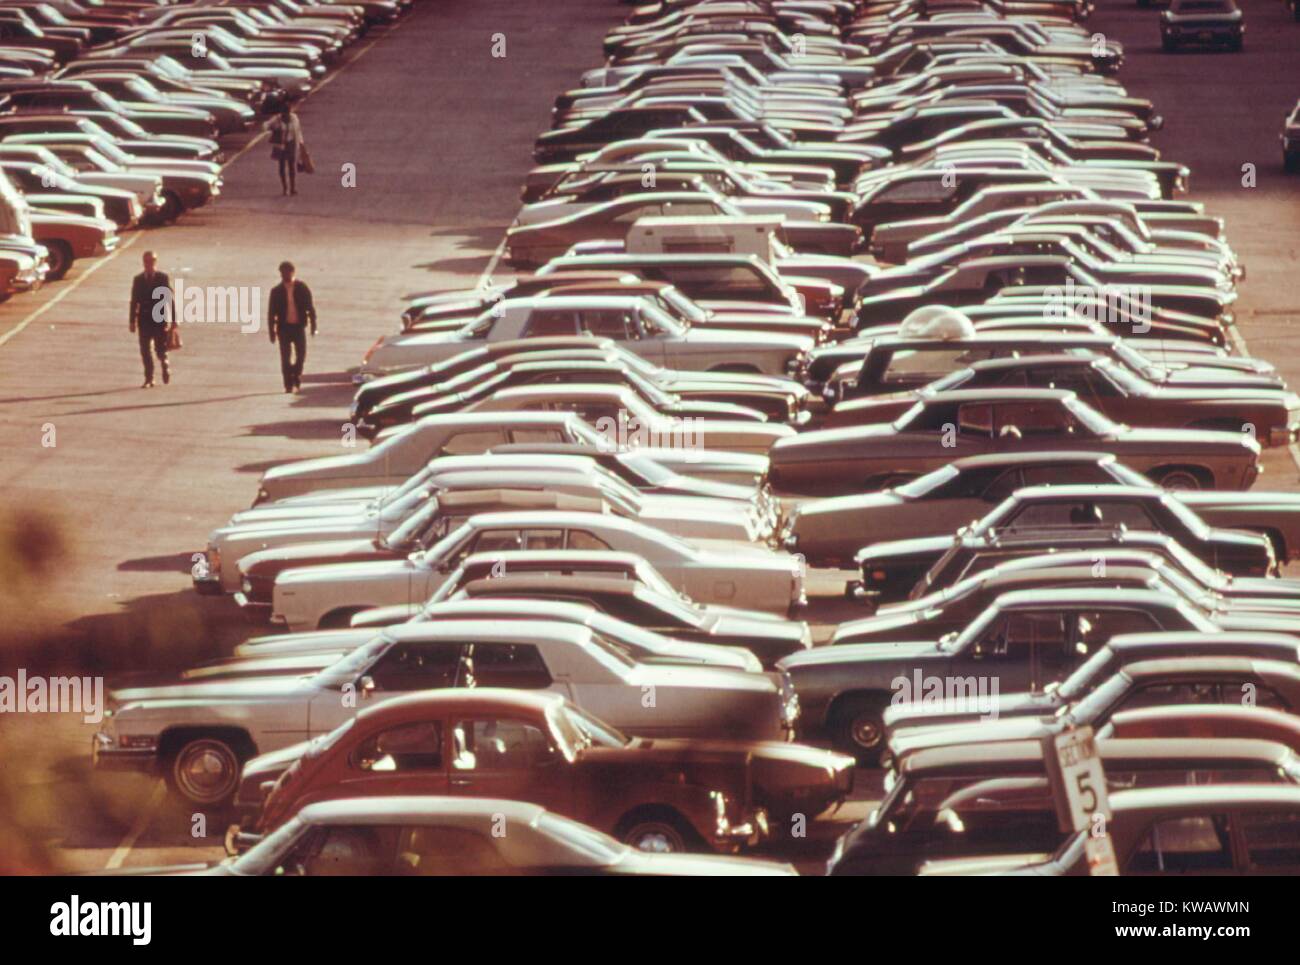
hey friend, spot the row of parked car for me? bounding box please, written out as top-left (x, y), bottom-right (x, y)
top-left (0, 0), bottom-right (412, 296)
top-left (92, 0), bottom-right (1300, 875)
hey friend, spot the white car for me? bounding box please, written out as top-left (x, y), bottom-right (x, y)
top-left (355, 295), bottom-right (812, 380)
top-left (255, 411), bottom-right (767, 502)
top-left (221, 597), bottom-right (764, 671)
top-left (209, 797), bottom-right (797, 876)
top-left (93, 620), bottom-right (796, 804)
top-left (271, 510), bottom-right (805, 629)
top-left (462, 383), bottom-right (794, 456)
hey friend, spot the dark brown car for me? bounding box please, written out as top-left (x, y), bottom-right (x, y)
top-left (236, 689), bottom-right (854, 853)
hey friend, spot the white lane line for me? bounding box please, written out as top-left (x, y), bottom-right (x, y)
top-left (0, 232), bottom-right (143, 349)
top-left (104, 780), bottom-right (166, 870)
top-left (478, 236), bottom-right (509, 288)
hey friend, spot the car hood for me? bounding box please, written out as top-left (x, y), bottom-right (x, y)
top-left (780, 639), bottom-right (941, 671)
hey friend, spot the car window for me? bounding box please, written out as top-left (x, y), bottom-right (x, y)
top-left (957, 403), bottom-right (993, 439)
top-left (441, 430), bottom-right (508, 456)
top-left (508, 428), bottom-right (565, 444)
top-left (1074, 609), bottom-right (1161, 649)
top-left (367, 642), bottom-right (462, 691)
top-left (472, 529), bottom-right (525, 554)
top-left (280, 825), bottom-right (400, 876)
top-left (568, 529), bottom-right (613, 551)
top-left (1118, 681), bottom-right (1221, 711)
top-left (350, 721), bottom-right (444, 772)
top-left (523, 310), bottom-right (579, 337)
top-left (451, 718), bottom-right (556, 769)
top-left (1126, 814), bottom-right (1234, 873)
top-left (994, 402), bottom-right (1072, 438)
top-left (469, 642), bottom-right (553, 689)
top-left (981, 469), bottom-right (1024, 504)
top-left (394, 826), bottom-right (511, 876)
top-left (973, 612), bottom-right (1066, 659)
top-left (878, 178), bottom-right (954, 202)
top-left (580, 310), bottom-right (632, 339)
top-left (1239, 810), bottom-right (1300, 869)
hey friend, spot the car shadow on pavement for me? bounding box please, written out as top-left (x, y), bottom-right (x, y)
top-left (244, 418), bottom-right (350, 441)
top-left (57, 589), bottom-right (251, 675)
top-left (117, 552), bottom-right (199, 574)
top-left (413, 253), bottom-right (500, 276)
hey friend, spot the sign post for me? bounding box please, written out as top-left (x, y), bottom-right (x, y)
top-left (1042, 726), bottom-right (1119, 876)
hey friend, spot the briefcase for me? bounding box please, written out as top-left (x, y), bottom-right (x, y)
top-left (166, 326), bottom-right (183, 351)
top-left (297, 143), bottom-right (316, 174)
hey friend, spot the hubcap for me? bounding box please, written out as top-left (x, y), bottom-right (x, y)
top-left (852, 715), bottom-right (882, 748)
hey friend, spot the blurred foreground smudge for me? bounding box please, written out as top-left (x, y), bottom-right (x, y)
top-left (0, 509), bottom-right (228, 874)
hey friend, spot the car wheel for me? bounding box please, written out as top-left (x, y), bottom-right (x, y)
top-left (161, 191), bottom-right (185, 223)
top-left (43, 241), bottom-right (74, 281)
top-left (832, 696), bottom-right (887, 765)
top-left (620, 817), bottom-right (690, 853)
top-left (168, 737), bottom-right (241, 805)
top-left (1154, 467), bottom-right (1204, 490)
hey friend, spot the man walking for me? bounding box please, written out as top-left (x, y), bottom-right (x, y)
top-left (128, 250), bottom-right (176, 388)
top-left (268, 260), bottom-right (317, 393)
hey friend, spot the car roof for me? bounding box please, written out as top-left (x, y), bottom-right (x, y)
top-left (924, 387), bottom-right (1074, 404)
top-left (1122, 657), bottom-right (1298, 679)
top-left (1009, 484), bottom-right (1161, 500)
top-left (950, 451), bottom-right (1115, 470)
top-left (904, 737), bottom-right (1292, 775)
top-left (1110, 631), bottom-right (1300, 650)
top-left (991, 586), bottom-right (1184, 608)
top-left (297, 795), bottom-right (549, 827)
top-left (463, 575), bottom-right (642, 597)
top-left (354, 687), bottom-right (562, 725)
top-left (1110, 784), bottom-right (1300, 816)
top-left (384, 619), bottom-right (593, 647)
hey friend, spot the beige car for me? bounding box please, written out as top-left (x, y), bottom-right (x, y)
top-left (356, 295), bottom-right (812, 380)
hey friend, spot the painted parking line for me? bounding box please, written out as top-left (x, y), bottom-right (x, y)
top-left (104, 780), bottom-right (166, 871)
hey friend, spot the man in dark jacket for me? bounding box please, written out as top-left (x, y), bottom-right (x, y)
top-left (268, 260), bottom-right (317, 393)
top-left (128, 250), bottom-right (176, 387)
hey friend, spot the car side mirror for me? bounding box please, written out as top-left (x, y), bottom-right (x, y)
top-left (357, 675), bottom-right (376, 697)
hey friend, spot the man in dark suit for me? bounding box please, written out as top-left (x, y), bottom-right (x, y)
top-left (268, 260), bottom-right (317, 394)
top-left (128, 250), bottom-right (176, 388)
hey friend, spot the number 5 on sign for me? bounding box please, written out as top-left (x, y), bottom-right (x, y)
top-left (1044, 726), bottom-right (1118, 876)
top-left (1053, 728), bottom-right (1112, 829)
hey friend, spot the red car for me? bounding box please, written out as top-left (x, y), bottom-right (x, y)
top-left (235, 689), bottom-right (853, 854)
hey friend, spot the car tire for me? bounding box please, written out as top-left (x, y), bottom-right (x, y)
top-left (1154, 467), bottom-right (1206, 490)
top-left (167, 736), bottom-right (242, 806)
top-left (44, 241), bottom-right (74, 281)
top-left (618, 813), bottom-right (693, 853)
top-left (161, 191), bottom-right (185, 223)
top-left (831, 696), bottom-right (888, 766)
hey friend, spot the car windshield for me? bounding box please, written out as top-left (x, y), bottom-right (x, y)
top-left (1067, 671), bottom-right (1132, 724)
top-left (640, 301), bottom-right (686, 337)
top-left (386, 499), bottom-right (444, 547)
top-left (1063, 395), bottom-right (1117, 435)
top-left (1160, 494), bottom-right (1212, 541)
top-left (305, 716), bottom-right (356, 759)
top-left (658, 284), bottom-right (708, 322)
top-left (413, 521), bottom-right (472, 566)
top-left (1056, 647), bottom-right (1113, 701)
top-left (561, 703), bottom-right (630, 749)
top-left (894, 464), bottom-right (960, 499)
top-left (317, 635), bottom-right (391, 682)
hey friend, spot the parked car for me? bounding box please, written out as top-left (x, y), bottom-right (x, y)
top-left (269, 510), bottom-right (805, 629)
top-left (93, 620), bottom-right (799, 804)
top-left (768, 388), bottom-right (1261, 495)
top-left (203, 797), bottom-right (797, 875)
top-left (1161, 0), bottom-right (1244, 51)
top-left (234, 689), bottom-right (851, 849)
top-left (828, 737), bottom-right (1300, 875)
